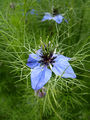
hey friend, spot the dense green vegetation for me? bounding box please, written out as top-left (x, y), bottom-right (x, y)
top-left (0, 0), bottom-right (90, 120)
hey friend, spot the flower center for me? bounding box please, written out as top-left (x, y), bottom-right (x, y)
top-left (39, 51), bottom-right (57, 66)
top-left (52, 8), bottom-right (59, 16)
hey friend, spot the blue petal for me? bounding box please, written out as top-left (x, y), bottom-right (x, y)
top-left (65, 19), bottom-right (68, 23)
top-left (54, 54), bottom-right (71, 62)
top-left (36, 49), bottom-right (42, 56)
top-left (30, 9), bottom-right (35, 15)
top-left (25, 9), bottom-right (35, 16)
top-left (26, 9), bottom-right (38, 16)
top-left (31, 66), bottom-right (52, 90)
top-left (52, 55), bottom-right (76, 78)
top-left (42, 13), bottom-right (52, 21)
top-left (27, 53), bottom-right (40, 69)
top-left (53, 15), bottom-right (64, 24)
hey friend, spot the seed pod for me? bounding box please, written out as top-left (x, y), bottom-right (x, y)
top-left (35, 87), bottom-right (46, 98)
top-left (10, 2), bottom-right (15, 10)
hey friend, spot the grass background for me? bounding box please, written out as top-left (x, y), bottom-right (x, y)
top-left (0, 0), bottom-right (90, 120)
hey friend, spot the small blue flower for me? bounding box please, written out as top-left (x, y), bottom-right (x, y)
top-left (25, 9), bottom-right (38, 16)
top-left (27, 47), bottom-right (76, 90)
top-left (42, 12), bottom-right (68, 24)
top-left (30, 9), bottom-right (35, 15)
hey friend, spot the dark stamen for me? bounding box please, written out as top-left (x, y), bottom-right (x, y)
top-left (53, 8), bottom-right (59, 16)
top-left (39, 49), bottom-right (57, 66)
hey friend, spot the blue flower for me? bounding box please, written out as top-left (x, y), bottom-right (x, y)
top-left (25, 9), bottom-right (38, 16)
top-left (30, 9), bottom-right (35, 15)
top-left (27, 48), bottom-right (76, 90)
top-left (42, 12), bottom-right (68, 24)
